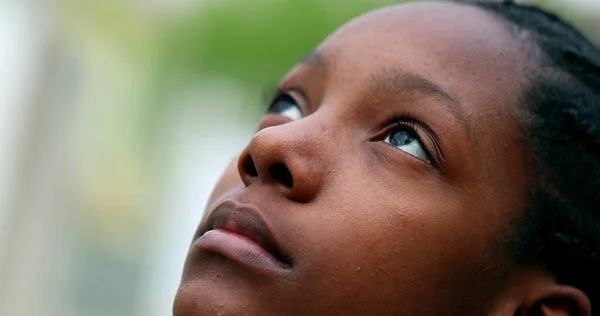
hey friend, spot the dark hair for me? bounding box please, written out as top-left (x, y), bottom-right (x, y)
top-left (472, 0), bottom-right (600, 308)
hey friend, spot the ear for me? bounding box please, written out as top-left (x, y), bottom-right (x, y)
top-left (488, 266), bottom-right (591, 316)
top-left (520, 285), bottom-right (591, 316)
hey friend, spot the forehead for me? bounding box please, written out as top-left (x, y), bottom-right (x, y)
top-left (307, 1), bottom-right (528, 115)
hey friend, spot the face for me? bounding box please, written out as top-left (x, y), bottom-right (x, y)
top-left (175, 2), bottom-right (532, 315)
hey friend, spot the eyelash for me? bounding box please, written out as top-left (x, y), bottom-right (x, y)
top-left (264, 86), bottom-right (289, 112)
top-left (380, 116), bottom-right (443, 166)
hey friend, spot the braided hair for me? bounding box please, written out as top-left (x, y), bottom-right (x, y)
top-left (473, 0), bottom-right (600, 308)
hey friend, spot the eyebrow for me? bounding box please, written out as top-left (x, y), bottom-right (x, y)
top-left (298, 51), bottom-right (472, 135)
top-left (371, 68), bottom-right (472, 136)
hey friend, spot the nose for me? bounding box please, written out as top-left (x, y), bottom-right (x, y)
top-left (237, 123), bottom-right (324, 203)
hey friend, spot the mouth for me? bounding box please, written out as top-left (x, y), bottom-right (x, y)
top-left (194, 200), bottom-right (292, 271)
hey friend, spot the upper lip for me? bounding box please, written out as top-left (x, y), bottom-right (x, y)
top-left (198, 200), bottom-right (292, 267)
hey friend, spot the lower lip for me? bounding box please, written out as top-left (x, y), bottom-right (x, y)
top-left (195, 229), bottom-right (289, 270)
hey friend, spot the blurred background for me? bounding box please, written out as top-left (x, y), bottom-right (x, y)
top-left (0, 0), bottom-right (597, 315)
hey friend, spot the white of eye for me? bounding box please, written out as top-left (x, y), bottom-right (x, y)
top-left (279, 105), bottom-right (302, 121)
top-left (382, 130), bottom-right (429, 161)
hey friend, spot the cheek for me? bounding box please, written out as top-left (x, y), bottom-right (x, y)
top-left (288, 170), bottom-right (508, 312)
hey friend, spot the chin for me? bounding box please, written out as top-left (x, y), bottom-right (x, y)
top-left (173, 283), bottom-right (250, 316)
top-left (173, 253), bottom-right (285, 316)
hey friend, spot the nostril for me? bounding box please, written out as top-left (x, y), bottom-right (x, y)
top-left (269, 163), bottom-right (293, 188)
top-left (242, 155), bottom-right (259, 177)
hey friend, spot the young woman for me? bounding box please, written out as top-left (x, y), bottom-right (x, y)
top-left (174, 1), bottom-right (600, 315)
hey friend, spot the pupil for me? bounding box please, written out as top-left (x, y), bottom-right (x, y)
top-left (391, 131), bottom-right (414, 146)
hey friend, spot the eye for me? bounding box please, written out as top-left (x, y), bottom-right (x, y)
top-left (268, 93), bottom-right (303, 121)
top-left (382, 126), bottom-right (429, 162)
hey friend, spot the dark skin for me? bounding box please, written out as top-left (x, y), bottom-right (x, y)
top-left (174, 2), bottom-right (591, 315)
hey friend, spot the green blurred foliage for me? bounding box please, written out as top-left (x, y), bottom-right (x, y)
top-left (63, 0), bottom-right (598, 105)
top-left (163, 0), bottom-right (403, 85)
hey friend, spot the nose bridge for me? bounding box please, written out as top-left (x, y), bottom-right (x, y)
top-left (255, 115), bottom-right (330, 160)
